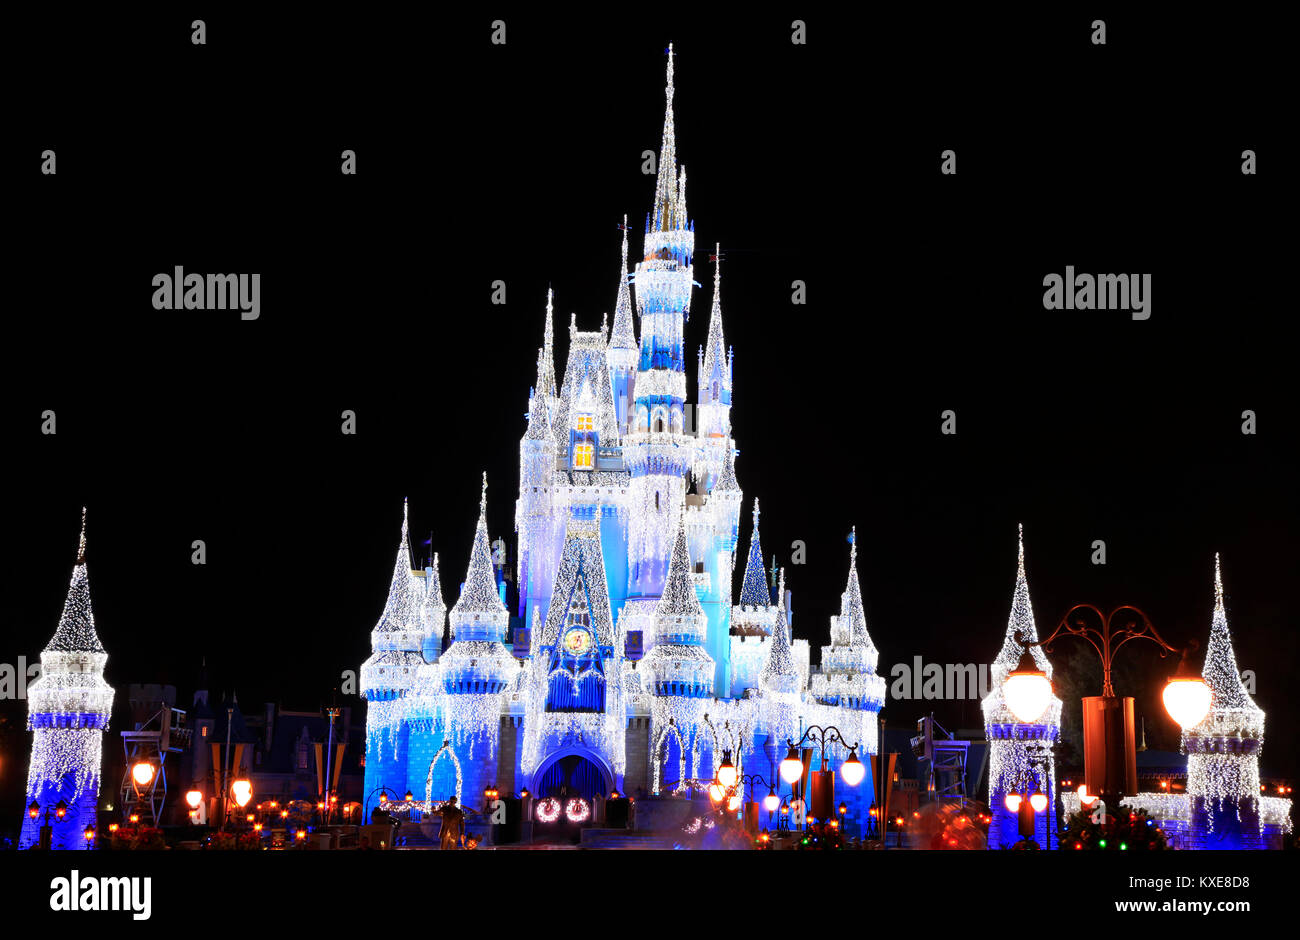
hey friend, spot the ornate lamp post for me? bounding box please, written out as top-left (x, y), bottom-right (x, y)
top-left (1003, 604), bottom-right (1210, 809)
top-left (781, 725), bottom-right (863, 830)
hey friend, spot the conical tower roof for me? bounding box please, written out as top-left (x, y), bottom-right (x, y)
top-left (609, 216), bottom-right (637, 351)
top-left (839, 527), bottom-right (877, 654)
top-left (713, 438), bottom-right (740, 493)
top-left (373, 499), bottom-right (418, 636)
top-left (738, 499), bottom-right (770, 607)
top-left (760, 569), bottom-right (799, 694)
top-left (44, 508), bottom-right (106, 654)
top-left (702, 243), bottom-right (727, 384)
top-left (451, 473), bottom-right (509, 620)
top-left (1200, 553), bottom-right (1259, 713)
top-left (650, 44), bottom-right (682, 233)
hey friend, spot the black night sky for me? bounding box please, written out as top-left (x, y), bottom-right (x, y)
top-left (3, 8), bottom-right (1295, 834)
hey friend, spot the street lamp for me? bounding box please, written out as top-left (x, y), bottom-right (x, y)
top-left (231, 779), bottom-right (253, 809)
top-left (131, 762), bottom-right (156, 788)
top-left (840, 749), bottom-right (866, 787)
top-left (716, 752), bottom-right (738, 790)
top-left (1003, 604), bottom-right (1210, 806)
top-left (1003, 649), bottom-right (1052, 723)
top-left (1029, 790), bottom-right (1048, 813)
top-left (779, 746), bottom-right (803, 785)
top-left (1004, 790), bottom-right (1022, 813)
top-left (185, 789), bottom-right (203, 810)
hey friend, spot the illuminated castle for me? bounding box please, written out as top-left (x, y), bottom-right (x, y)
top-left (18, 510), bottom-right (114, 850)
top-left (358, 46), bottom-right (886, 837)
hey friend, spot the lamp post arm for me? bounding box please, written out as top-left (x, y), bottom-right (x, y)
top-left (1015, 603), bottom-right (1185, 698)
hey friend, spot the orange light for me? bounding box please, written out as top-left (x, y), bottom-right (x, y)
top-left (295, 830), bottom-right (306, 841)
top-left (185, 790), bottom-right (203, 809)
top-left (726, 793), bottom-right (741, 812)
top-left (246, 814), bottom-right (255, 822)
top-left (254, 823), bottom-right (263, 832)
top-left (131, 762), bottom-right (155, 787)
top-left (1003, 650), bottom-right (1052, 723)
top-left (129, 814), bottom-right (139, 824)
top-left (1163, 675), bottom-right (1212, 729)
top-left (109, 823), bottom-right (120, 833)
top-left (1077, 784), bottom-right (1098, 807)
top-left (1004, 791), bottom-right (1022, 813)
top-left (231, 779), bottom-right (253, 808)
top-left (1029, 791), bottom-right (1048, 813)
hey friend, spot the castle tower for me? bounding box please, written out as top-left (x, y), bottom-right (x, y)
top-left (730, 499), bottom-right (777, 696)
top-left (641, 515), bottom-right (714, 792)
top-left (694, 245), bottom-right (734, 493)
top-left (1184, 554), bottom-right (1267, 849)
top-left (608, 217), bottom-right (639, 434)
top-left (359, 500), bottom-right (424, 800)
top-left (811, 528), bottom-right (887, 749)
top-left (626, 44), bottom-right (695, 600)
top-left (759, 570), bottom-right (801, 743)
top-left (435, 475), bottom-right (517, 803)
top-left (20, 509), bottom-right (114, 850)
top-left (982, 524), bottom-right (1061, 849)
top-left (517, 300), bottom-right (561, 623)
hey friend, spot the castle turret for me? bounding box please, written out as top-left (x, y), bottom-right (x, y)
top-left (694, 245), bottom-right (734, 493)
top-left (1184, 554), bottom-right (1267, 848)
top-left (440, 474), bottom-right (516, 763)
top-left (20, 509), bottom-right (114, 850)
top-left (608, 217), bottom-right (638, 433)
top-left (625, 44), bottom-right (695, 600)
top-left (982, 524), bottom-right (1061, 849)
top-left (730, 499), bottom-right (776, 696)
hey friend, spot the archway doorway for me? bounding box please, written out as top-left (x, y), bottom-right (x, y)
top-left (535, 754), bottom-right (608, 801)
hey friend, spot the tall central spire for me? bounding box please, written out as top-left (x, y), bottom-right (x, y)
top-left (652, 44), bottom-right (679, 234)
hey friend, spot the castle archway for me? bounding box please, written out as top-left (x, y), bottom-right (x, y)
top-left (530, 746), bottom-right (615, 801)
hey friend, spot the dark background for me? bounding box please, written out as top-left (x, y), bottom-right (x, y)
top-left (2, 6), bottom-right (1295, 844)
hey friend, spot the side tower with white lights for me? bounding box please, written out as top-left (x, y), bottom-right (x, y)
top-left (982, 525), bottom-right (1061, 849)
top-left (20, 510), bottom-right (114, 850)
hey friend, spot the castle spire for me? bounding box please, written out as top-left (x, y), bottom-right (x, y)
top-left (760, 569), bottom-right (799, 694)
top-left (44, 508), bottom-right (105, 653)
top-left (1201, 553), bottom-right (1257, 711)
top-left (839, 526), bottom-right (876, 652)
top-left (609, 215), bottom-right (637, 351)
top-left (651, 44), bottom-right (680, 234)
top-left (537, 289), bottom-right (557, 400)
top-left (990, 523), bottom-right (1052, 689)
top-left (738, 498), bottom-right (769, 607)
top-left (452, 473), bottom-right (508, 619)
top-left (713, 437), bottom-right (740, 492)
top-left (703, 242), bottom-right (727, 386)
top-left (372, 500), bottom-right (417, 636)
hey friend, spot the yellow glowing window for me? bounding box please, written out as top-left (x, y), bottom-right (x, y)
top-left (576, 414), bottom-right (595, 431)
top-left (574, 443), bottom-right (594, 469)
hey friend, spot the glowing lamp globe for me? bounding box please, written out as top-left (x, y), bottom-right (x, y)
top-left (231, 779), bottom-right (253, 808)
top-left (726, 793), bottom-right (742, 812)
top-left (708, 783), bottom-right (725, 804)
top-left (404, 791), bottom-right (414, 802)
top-left (840, 749), bottom-right (866, 787)
top-left (764, 789), bottom-right (780, 814)
top-left (131, 762), bottom-right (155, 787)
top-left (779, 746), bottom-right (804, 785)
top-left (185, 790), bottom-right (203, 809)
top-left (1163, 676), bottom-right (1212, 730)
top-left (1003, 650), bottom-right (1052, 723)
top-left (84, 826), bottom-right (95, 843)
top-left (1004, 790), bottom-right (1022, 813)
top-left (1029, 791), bottom-right (1048, 813)
top-left (716, 753), bottom-right (738, 790)
top-left (28, 802), bottom-right (39, 820)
